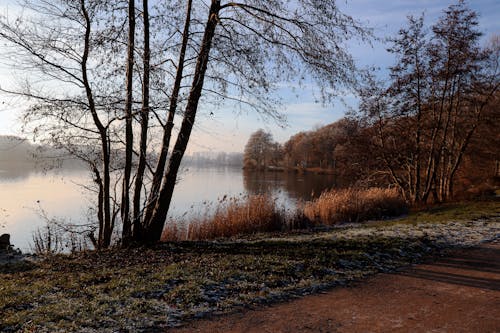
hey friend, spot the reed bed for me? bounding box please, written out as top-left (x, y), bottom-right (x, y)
top-left (303, 187), bottom-right (408, 225)
top-left (162, 194), bottom-right (288, 241)
top-left (162, 188), bottom-right (408, 241)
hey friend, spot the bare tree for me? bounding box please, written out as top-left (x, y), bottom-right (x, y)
top-left (136, 0), bottom-right (372, 243)
top-left (243, 129), bottom-right (278, 169)
top-left (121, 0), bottom-right (136, 242)
top-left (426, 1), bottom-right (499, 201)
top-left (358, 1), bottom-right (499, 203)
top-left (0, 0), bottom-right (371, 246)
top-left (0, 0), bottom-right (125, 247)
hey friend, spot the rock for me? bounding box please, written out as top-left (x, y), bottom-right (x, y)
top-left (0, 233), bottom-right (11, 251)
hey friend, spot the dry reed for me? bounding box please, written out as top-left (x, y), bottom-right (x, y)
top-left (162, 194), bottom-right (285, 241)
top-left (303, 187), bottom-right (408, 224)
top-left (162, 188), bottom-right (407, 241)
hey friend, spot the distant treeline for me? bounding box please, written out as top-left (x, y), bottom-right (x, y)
top-left (242, 120), bottom-right (379, 185)
top-left (0, 136), bottom-right (39, 164)
top-left (183, 151), bottom-right (243, 167)
top-left (0, 135), bottom-right (85, 170)
top-left (244, 99), bottom-right (498, 202)
top-left (243, 119), bottom-right (364, 174)
top-left (0, 135), bottom-right (243, 172)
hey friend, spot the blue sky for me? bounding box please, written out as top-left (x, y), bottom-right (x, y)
top-left (0, 0), bottom-right (498, 152)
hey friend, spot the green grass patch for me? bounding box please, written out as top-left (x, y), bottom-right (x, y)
top-left (1, 236), bottom-right (433, 331)
top-left (376, 200), bottom-right (500, 227)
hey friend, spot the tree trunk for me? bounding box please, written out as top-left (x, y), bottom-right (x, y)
top-left (142, 0), bottom-right (221, 243)
top-left (91, 165), bottom-right (104, 249)
top-left (102, 146), bottom-right (112, 247)
top-left (121, 0), bottom-right (136, 242)
top-left (413, 62), bottom-right (423, 203)
top-left (143, 0), bottom-right (192, 226)
top-left (80, 0), bottom-right (112, 248)
top-left (131, 0), bottom-right (150, 242)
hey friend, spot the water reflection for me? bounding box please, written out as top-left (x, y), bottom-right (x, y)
top-left (243, 170), bottom-right (336, 201)
top-left (0, 161), bottom-right (83, 181)
top-left (169, 166), bottom-right (246, 215)
top-left (0, 162), bottom-right (39, 181)
top-left (0, 169), bottom-right (93, 251)
top-left (1, 166), bottom-right (338, 251)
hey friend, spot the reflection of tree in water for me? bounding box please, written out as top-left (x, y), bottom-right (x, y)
top-left (0, 208), bottom-right (8, 229)
top-left (243, 170), bottom-right (337, 201)
top-left (0, 160), bottom-right (87, 182)
top-left (0, 162), bottom-right (35, 181)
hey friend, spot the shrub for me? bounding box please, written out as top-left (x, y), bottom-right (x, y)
top-left (303, 187), bottom-right (408, 225)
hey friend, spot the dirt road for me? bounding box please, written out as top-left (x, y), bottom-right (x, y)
top-left (173, 241), bottom-right (500, 332)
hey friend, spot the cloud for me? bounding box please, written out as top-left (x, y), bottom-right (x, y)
top-left (1, 0), bottom-right (497, 154)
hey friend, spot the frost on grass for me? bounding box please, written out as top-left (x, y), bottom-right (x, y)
top-left (1, 214), bottom-right (498, 332)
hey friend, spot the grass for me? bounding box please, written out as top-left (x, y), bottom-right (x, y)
top-left (377, 200), bottom-right (500, 227)
top-left (303, 188), bottom-right (408, 225)
top-left (1, 200), bottom-right (498, 331)
top-left (0, 237), bottom-right (440, 332)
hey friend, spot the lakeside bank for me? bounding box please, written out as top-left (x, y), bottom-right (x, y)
top-left (0, 201), bottom-right (499, 332)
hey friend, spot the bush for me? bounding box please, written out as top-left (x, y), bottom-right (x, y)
top-left (303, 187), bottom-right (408, 225)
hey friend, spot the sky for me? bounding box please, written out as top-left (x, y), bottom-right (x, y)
top-left (0, 0), bottom-right (498, 153)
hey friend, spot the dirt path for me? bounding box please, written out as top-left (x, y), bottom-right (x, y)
top-left (172, 241), bottom-right (500, 333)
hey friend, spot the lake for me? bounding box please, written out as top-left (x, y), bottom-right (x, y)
top-left (0, 165), bottom-right (337, 251)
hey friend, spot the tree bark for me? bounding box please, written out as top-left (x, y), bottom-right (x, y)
top-left (131, 0), bottom-right (150, 242)
top-left (80, 0), bottom-right (112, 247)
top-left (121, 0), bottom-right (136, 242)
top-left (143, 0), bottom-right (221, 242)
top-left (143, 0), bottom-right (193, 226)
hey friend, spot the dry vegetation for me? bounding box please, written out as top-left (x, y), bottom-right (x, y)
top-left (162, 195), bottom-right (287, 241)
top-left (1, 200), bottom-right (498, 332)
top-left (304, 188), bottom-right (408, 225)
top-left (162, 189), bottom-right (408, 241)
top-left (1, 237), bottom-right (426, 332)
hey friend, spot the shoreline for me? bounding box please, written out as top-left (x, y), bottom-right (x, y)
top-left (243, 165), bottom-right (336, 175)
top-left (1, 205), bottom-right (499, 331)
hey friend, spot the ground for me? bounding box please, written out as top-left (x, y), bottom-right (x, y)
top-left (173, 241), bottom-right (500, 333)
top-left (0, 201), bottom-right (499, 332)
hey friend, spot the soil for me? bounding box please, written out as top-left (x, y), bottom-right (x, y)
top-left (172, 240), bottom-right (500, 333)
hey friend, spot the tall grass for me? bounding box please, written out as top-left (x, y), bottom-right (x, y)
top-left (162, 188), bottom-right (408, 241)
top-left (303, 187), bottom-right (408, 225)
top-left (162, 194), bottom-right (293, 241)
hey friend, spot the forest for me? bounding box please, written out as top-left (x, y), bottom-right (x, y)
top-left (244, 3), bottom-right (499, 204)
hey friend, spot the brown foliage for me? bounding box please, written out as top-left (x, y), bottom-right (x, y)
top-left (162, 188), bottom-right (409, 241)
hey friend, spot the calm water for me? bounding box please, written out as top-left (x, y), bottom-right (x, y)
top-left (0, 165), bottom-right (337, 251)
